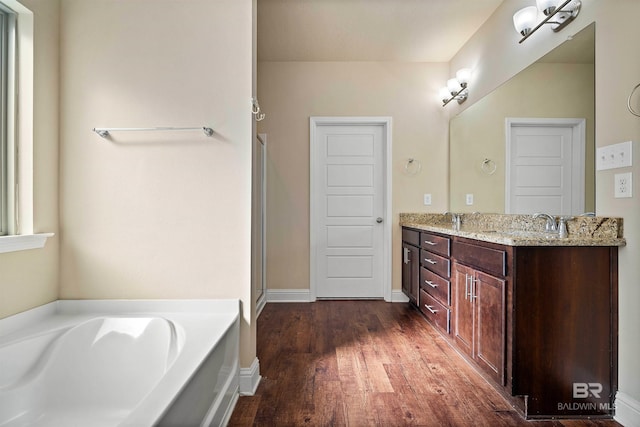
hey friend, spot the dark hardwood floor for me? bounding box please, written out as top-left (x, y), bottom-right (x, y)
top-left (228, 301), bottom-right (620, 426)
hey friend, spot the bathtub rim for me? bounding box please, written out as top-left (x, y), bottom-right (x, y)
top-left (0, 298), bottom-right (240, 427)
top-left (1, 299), bottom-right (240, 338)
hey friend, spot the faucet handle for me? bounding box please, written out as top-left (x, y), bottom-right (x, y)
top-left (533, 213), bottom-right (557, 232)
top-left (557, 216), bottom-right (574, 238)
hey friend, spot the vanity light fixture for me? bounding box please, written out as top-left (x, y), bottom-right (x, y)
top-left (441, 68), bottom-right (471, 106)
top-left (513, 0), bottom-right (581, 44)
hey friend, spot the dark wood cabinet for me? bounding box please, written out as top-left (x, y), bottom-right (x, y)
top-left (452, 262), bottom-right (474, 355)
top-left (401, 242), bottom-right (419, 304)
top-left (401, 226), bottom-right (618, 420)
top-left (419, 231), bottom-right (452, 334)
top-left (452, 261), bottom-right (505, 385)
top-left (401, 228), bottom-right (420, 304)
top-left (510, 245), bottom-right (618, 418)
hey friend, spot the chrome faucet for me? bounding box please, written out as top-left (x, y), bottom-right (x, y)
top-left (444, 211), bottom-right (462, 230)
top-left (533, 213), bottom-right (557, 233)
top-left (533, 213), bottom-right (574, 237)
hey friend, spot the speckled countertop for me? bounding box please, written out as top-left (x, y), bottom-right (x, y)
top-left (400, 213), bottom-right (626, 247)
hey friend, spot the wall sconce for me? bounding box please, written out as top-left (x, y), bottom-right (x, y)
top-left (440, 68), bottom-right (471, 106)
top-left (513, 0), bottom-right (581, 43)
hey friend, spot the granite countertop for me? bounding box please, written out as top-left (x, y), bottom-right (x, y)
top-left (400, 213), bottom-right (626, 247)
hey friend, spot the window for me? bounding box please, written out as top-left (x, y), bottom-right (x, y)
top-left (0, 1), bottom-right (52, 253)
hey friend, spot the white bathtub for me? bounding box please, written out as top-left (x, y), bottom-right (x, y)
top-left (0, 299), bottom-right (240, 427)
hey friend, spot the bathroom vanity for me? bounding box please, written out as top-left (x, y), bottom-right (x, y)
top-left (400, 213), bottom-right (625, 420)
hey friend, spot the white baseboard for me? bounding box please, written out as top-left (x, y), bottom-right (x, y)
top-left (266, 289), bottom-right (313, 302)
top-left (391, 290), bottom-right (410, 303)
top-left (266, 289), bottom-right (409, 303)
top-left (256, 293), bottom-right (267, 317)
top-left (239, 357), bottom-right (261, 396)
top-left (616, 391), bottom-right (640, 427)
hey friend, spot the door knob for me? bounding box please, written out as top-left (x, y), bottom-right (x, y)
top-left (376, 217), bottom-right (383, 223)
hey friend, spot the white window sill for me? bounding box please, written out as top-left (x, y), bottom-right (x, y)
top-left (0, 233), bottom-right (55, 254)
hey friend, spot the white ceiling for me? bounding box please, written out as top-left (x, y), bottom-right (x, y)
top-left (257, 0), bottom-right (506, 62)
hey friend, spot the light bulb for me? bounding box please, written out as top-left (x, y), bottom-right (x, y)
top-left (513, 6), bottom-right (538, 36)
top-left (455, 68), bottom-right (471, 87)
top-left (439, 87), bottom-right (451, 102)
top-left (536, 0), bottom-right (559, 15)
top-left (447, 78), bottom-right (462, 95)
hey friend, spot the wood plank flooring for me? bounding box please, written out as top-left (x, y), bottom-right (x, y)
top-left (228, 301), bottom-right (620, 427)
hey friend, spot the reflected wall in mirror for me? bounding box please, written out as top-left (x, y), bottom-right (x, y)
top-left (449, 23), bottom-right (595, 215)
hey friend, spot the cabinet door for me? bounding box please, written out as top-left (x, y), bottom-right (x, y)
top-left (474, 271), bottom-right (506, 385)
top-left (402, 243), bottom-right (419, 304)
top-left (452, 262), bottom-right (474, 357)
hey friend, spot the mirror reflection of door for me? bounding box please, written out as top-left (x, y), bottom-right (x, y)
top-left (505, 118), bottom-right (585, 216)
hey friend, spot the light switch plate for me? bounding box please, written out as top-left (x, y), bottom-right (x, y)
top-left (614, 172), bottom-right (632, 198)
top-left (597, 141), bottom-right (633, 171)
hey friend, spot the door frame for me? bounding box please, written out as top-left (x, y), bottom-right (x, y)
top-left (309, 117), bottom-right (392, 302)
top-left (505, 117), bottom-right (586, 214)
top-left (255, 133), bottom-right (267, 317)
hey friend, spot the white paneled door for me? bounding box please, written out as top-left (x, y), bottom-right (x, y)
top-left (311, 119), bottom-right (389, 299)
top-left (506, 118), bottom-right (585, 216)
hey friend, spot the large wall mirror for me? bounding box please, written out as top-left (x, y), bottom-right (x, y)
top-left (449, 23), bottom-right (595, 215)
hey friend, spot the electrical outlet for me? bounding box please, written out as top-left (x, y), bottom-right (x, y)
top-left (423, 194), bottom-right (432, 205)
top-left (614, 172), bottom-right (632, 198)
top-left (465, 194), bottom-right (474, 205)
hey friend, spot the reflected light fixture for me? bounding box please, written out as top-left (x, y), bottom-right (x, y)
top-left (441, 68), bottom-right (471, 106)
top-left (513, 0), bottom-right (581, 43)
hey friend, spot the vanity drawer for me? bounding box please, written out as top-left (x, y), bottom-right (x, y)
top-left (402, 228), bottom-right (420, 246)
top-left (420, 267), bottom-right (450, 306)
top-left (420, 289), bottom-right (450, 334)
top-left (421, 232), bottom-right (450, 257)
top-left (453, 240), bottom-right (506, 277)
top-left (421, 250), bottom-right (451, 278)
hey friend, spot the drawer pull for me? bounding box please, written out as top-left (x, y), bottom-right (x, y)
top-left (423, 240), bottom-right (437, 246)
top-left (425, 280), bottom-right (438, 288)
top-left (424, 258), bottom-right (437, 265)
top-left (424, 305), bottom-right (438, 314)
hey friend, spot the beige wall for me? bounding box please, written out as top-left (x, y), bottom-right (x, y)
top-left (594, 0), bottom-right (640, 410)
top-left (0, 0), bottom-right (59, 319)
top-left (258, 61), bottom-right (449, 293)
top-left (58, 0), bottom-right (256, 366)
top-left (450, 62), bottom-right (595, 213)
top-left (450, 0), bottom-right (640, 415)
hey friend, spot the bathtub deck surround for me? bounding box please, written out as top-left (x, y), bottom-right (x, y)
top-left (0, 299), bottom-right (240, 427)
top-left (400, 212), bottom-right (621, 419)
